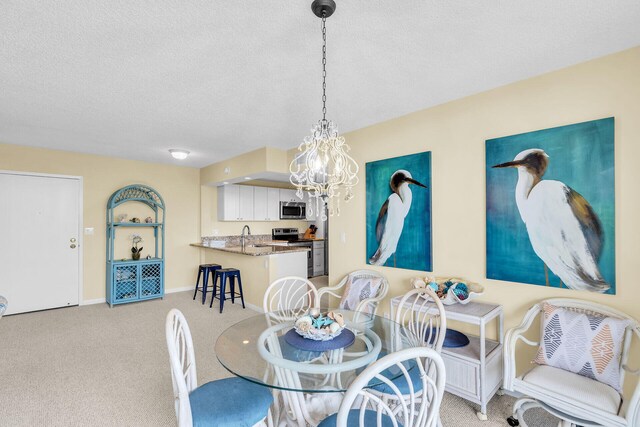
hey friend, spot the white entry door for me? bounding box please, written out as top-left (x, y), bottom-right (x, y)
top-left (0, 172), bottom-right (81, 315)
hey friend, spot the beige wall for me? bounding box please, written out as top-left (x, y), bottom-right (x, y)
top-left (0, 144), bottom-right (201, 301)
top-left (200, 146), bottom-right (288, 185)
top-left (330, 47), bottom-right (640, 373)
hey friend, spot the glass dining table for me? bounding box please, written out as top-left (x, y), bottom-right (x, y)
top-left (215, 310), bottom-right (408, 426)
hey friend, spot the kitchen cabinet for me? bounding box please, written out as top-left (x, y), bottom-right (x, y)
top-left (279, 188), bottom-right (301, 203)
top-left (253, 187), bottom-right (280, 221)
top-left (219, 184), bottom-right (316, 222)
top-left (218, 184), bottom-right (254, 221)
top-left (218, 184), bottom-right (239, 221)
top-left (254, 187), bottom-right (268, 220)
top-left (267, 188), bottom-right (280, 220)
top-left (312, 240), bottom-right (325, 276)
top-left (238, 185), bottom-right (254, 221)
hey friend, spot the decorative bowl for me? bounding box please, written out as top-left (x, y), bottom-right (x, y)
top-left (412, 277), bottom-right (484, 305)
top-left (294, 310), bottom-right (345, 341)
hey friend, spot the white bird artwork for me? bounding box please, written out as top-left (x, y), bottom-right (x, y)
top-left (369, 170), bottom-right (427, 266)
top-left (492, 148), bottom-right (609, 293)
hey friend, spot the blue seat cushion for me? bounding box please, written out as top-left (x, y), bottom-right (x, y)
top-left (189, 377), bottom-right (273, 427)
top-left (318, 409), bottom-right (401, 427)
top-left (368, 357), bottom-right (423, 395)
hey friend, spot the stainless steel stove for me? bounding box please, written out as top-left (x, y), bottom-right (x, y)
top-left (272, 228), bottom-right (313, 277)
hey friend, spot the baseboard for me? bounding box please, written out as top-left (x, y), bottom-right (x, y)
top-left (81, 286), bottom-right (193, 306)
top-left (81, 298), bottom-right (106, 306)
top-left (244, 302), bottom-right (263, 313)
top-left (165, 286), bottom-right (193, 294)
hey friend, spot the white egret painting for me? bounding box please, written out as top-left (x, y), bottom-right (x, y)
top-left (366, 151), bottom-right (432, 271)
top-left (486, 118), bottom-right (615, 294)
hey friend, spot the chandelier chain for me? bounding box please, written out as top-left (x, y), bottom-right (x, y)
top-left (321, 13), bottom-right (327, 121)
top-left (289, 1), bottom-right (359, 218)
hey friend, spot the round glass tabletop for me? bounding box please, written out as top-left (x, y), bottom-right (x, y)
top-left (215, 310), bottom-right (410, 393)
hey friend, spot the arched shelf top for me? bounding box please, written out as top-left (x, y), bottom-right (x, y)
top-left (107, 185), bottom-right (165, 210)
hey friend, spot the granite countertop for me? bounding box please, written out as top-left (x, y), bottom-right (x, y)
top-left (190, 243), bottom-right (310, 256)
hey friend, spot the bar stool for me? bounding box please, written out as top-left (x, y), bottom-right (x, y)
top-left (193, 264), bottom-right (221, 304)
top-left (209, 268), bottom-right (245, 313)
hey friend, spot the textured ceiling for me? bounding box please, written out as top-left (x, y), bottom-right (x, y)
top-left (1, 1), bottom-right (640, 168)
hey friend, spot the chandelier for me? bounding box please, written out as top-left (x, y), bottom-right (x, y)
top-left (289, 0), bottom-right (359, 220)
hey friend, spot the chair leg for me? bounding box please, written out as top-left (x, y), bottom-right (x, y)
top-left (201, 268), bottom-right (210, 305)
top-left (219, 275), bottom-right (226, 313)
top-left (209, 273), bottom-right (218, 309)
top-left (230, 276), bottom-right (235, 304)
top-left (237, 273), bottom-right (245, 309)
top-left (508, 397), bottom-right (539, 427)
top-left (193, 268), bottom-right (202, 300)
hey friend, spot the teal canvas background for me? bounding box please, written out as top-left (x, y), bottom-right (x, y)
top-left (366, 151), bottom-right (432, 271)
top-left (486, 118), bottom-right (615, 294)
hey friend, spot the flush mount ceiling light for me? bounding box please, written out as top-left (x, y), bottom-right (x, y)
top-left (169, 149), bottom-right (190, 160)
top-left (289, 0), bottom-right (359, 220)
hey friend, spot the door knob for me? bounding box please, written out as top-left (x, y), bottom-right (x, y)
top-left (70, 238), bottom-right (76, 243)
top-left (70, 244), bottom-right (77, 249)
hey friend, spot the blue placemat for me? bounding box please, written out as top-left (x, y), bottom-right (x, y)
top-left (284, 328), bottom-right (355, 351)
top-left (426, 328), bottom-right (470, 348)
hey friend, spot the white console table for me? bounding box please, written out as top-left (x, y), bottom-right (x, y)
top-left (390, 295), bottom-right (504, 420)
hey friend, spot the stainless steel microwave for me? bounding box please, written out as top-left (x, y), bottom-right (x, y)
top-left (280, 202), bottom-right (306, 219)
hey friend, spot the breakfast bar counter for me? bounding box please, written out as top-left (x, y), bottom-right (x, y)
top-left (190, 243), bottom-right (309, 256)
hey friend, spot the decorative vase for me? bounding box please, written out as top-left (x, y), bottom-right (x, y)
top-left (132, 252), bottom-right (141, 260)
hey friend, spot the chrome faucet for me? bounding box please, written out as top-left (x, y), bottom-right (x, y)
top-left (240, 225), bottom-right (251, 249)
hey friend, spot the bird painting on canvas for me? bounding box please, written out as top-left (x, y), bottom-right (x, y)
top-left (492, 148), bottom-right (609, 293)
top-left (369, 170), bottom-right (427, 267)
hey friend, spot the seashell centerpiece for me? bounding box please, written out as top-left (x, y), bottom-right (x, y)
top-left (294, 308), bottom-right (346, 341)
top-left (411, 276), bottom-right (484, 305)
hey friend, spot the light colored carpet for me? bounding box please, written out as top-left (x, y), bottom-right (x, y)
top-left (0, 291), bottom-right (558, 426)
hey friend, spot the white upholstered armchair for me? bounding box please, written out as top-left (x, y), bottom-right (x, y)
top-left (503, 298), bottom-right (640, 427)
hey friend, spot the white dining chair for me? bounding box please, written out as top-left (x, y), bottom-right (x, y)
top-left (393, 287), bottom-right (447, 352)
top-left (318, 346), bottom-right (446, 427)
top-left (368, 288), bottom-right (446, 426)
top-left (262, 277), bottom-right (320, 427)
top-left (263, 276), bottom-right (319, 323)
top-left (317, 270), bottom-right (389, 320)
top-left (165, 309), bottom-right (273, 427)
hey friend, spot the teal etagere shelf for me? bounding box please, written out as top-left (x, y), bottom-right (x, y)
top-left (106, 185), bottom-right (165, 307)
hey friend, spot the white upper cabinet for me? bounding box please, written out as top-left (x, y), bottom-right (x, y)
top-left (254, 187), bottom-right (268, 220)
top-left (279, 189), bottom-right (300, 203)
top-left (267, 188), bottom-right (280, 221)
top-left (217, 184), bottom-right (254, 221)
top-left (218, 184), bottom-right (240, 221)
top-left (219, 185), bottom-right (281, 221)
top-left (254, 187), bottom-right (283, 221)
top-left (238, 185), bottom-right (254, 221)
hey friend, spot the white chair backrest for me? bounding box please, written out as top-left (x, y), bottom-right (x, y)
top-left (337, 347), bottom-right (446, 427)
top-left (394, 288), bottom-right (447, 352)
top-left (317, 269), bottom-right (389, 317)
top-left (165, 309), bottom-right (197, 427)
top-left (263, 276), bottom-right (318, 323)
